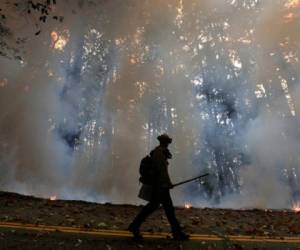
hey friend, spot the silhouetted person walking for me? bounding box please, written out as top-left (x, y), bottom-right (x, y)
top-left (128, 134), bottom-right (189, 240)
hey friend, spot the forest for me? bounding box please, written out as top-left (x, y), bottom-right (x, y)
top-left (0, 0), bottom-right (299, 210)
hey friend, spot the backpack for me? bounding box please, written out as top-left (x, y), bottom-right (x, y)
top-left (139, 154), bottom-right (156, 185)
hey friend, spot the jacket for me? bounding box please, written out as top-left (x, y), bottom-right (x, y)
top-left (151, 145), bottom-right (173, 188)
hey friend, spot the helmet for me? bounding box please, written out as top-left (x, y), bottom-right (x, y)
top-left (157, 134), bottom-right (172, 144)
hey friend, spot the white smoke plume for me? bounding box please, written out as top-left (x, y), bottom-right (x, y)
top-left (0, 0), bottom-right (299, 208)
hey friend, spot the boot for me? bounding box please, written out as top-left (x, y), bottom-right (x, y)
top-left (128, 223), bottom-right (143, 240)
top-left (172, 231), bottom-right (190, 240)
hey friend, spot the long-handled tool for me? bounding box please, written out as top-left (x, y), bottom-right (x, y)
top-left (172, 173), bottom-right (209, 188)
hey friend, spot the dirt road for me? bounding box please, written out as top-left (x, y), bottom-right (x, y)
top-left (0, 191), bottom-right (300, 249)
top-left (0, 223), bottom-right (300, 250)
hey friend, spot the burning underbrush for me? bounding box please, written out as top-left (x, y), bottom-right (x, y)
top-left (0, 191), bottom-right (299, 238)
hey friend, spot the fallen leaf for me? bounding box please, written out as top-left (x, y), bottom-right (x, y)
top-left (98, 222), bottom-right (107, 227)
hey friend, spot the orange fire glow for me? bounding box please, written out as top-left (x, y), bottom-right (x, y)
top-left (50, 195), bottom-right (57, 201)
top-left (0, 79), bottom-right (8, 87)
top-left (285, 0), bottom-right (300, 9)
top-left (130, 56), bottom-right (137, 64)
top-left (184, 202), bottom-right (192, 209)
top-left (283, 12), bottom-right (300, 23)
top-left (51, 31), bottom-right (69, 51)
top-left (292, 202), bottom-right (300, 212)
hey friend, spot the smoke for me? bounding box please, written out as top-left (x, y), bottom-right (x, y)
top-left (0, 0), bottom-right (300, 208)
top-left (218, 0), bottom-right (300, 209)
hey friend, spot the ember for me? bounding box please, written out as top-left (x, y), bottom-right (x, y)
top-left (285, 0), bottom-right (300, 9)
top-left (51, 31), bottom-right (69, 51)
top-left (50, 195), bottom-right (57, 201)
top-left (184, 203), bottom-right (192, 209)
top-left (292, 202), bottom-right (300, 212)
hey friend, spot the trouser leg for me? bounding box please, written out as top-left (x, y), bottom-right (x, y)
top-left (130, 201), bottom-right (159, 229)
top-left (160, 189), bottom-right (181, 233)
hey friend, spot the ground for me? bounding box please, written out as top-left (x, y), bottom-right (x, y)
top-left (0, 191), bottom-right (299, 249)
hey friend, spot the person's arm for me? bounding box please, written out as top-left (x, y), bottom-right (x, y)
top-left (152, 148), bottom-right (173, 188)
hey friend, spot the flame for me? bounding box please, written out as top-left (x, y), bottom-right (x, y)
top-left (184, 202), bottom-right (192, 209)
top-left (292, 202), bottom-right (300, 212)
top-left (285, 0), bottom-right (300, 9)
top-left (50, 195), bottom-right (57, 201)
top-left (283, 12), bottom-right (300, 23)
top-left (51, 31), bottom-right (69, 51)
top-left (130, 56), bottom-right (137, 64)
top-left (283, 0), bottom-right (300, 23)
top-left (176, 0), bottom-right (184, 28)
top-left (0, 79), bottom-right (8, 87)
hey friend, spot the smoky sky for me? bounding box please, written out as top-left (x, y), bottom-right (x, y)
top-left (0, 0), bottom-right (300, 208)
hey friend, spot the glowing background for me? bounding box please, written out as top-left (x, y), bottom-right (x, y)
top-left (0, 0), bottom-right (300, 208)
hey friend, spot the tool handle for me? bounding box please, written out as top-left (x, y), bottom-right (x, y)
top-left (172, 173), bottom-right (209, 188)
